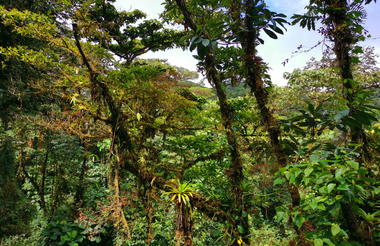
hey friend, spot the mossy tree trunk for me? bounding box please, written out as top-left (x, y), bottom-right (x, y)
top-left (174, 1), bottom-right (249, 244)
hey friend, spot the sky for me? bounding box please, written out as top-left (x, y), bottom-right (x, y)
top-left (114, 0), bottom-right (380, 86)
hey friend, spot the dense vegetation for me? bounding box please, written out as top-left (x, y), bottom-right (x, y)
top-left (0, 0), bottom-right (379, 245)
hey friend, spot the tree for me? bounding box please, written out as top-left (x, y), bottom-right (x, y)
top-left (293, 1), bottom-right (378, 244)
top-left (0, 0), bottom-right (378, 245)
top-left (163, 0), bottom-right (306, 244)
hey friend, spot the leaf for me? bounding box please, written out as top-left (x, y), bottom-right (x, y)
top-left (337, 184), bottom-right (349, 191)
top-left (317, 203), bottom-right (326, 211)
top-left (300, 19), bottom-right (307, 28)
top-left (327, 183), bottom-right (336, 193)
top-left (304, 167), bottom-right (313, 177)
top-left (291, 18), bottom-right (301, 25)
top-left (347, 161), bottom-right (359, 170)
top-left (335, 195), bottom-right (343, 200)
top-left (190, 43), bottom-right (197, 51)
top-left (269, 24), bottom-right (284, 34)
top-left (322, 238), bottom-right (335, 246)
top-left (314, 238), bottom-right (324, 246)
top-left (275, 211), bottom-right (286, 222)
top-left (274, 178), bottom-right (284, 185)
top-left (70, 230), bottom-right (78, 238)
top-left (274, 18), bottom-right (288, 28)
top-left (276, 13), bottom-right (287, 18)
top-left (335, 168), bottom-right (344, 178)
top-left (331, 223), bottom-right (341, 236)
top-left (263, 28), bottom-right (278, 39)
top-left (351, 56), bottom-right (360, 64)
top-left (294, 216), bottom-right (305, 229)
top-left (61, 235), bottom-right (69, 242)
top-left (237, 225), bottom-right (244, 234)
top-left (189, 36), bottom-right (201, 51)
top-left (211, 40), bottom-right (218, 49)
top-left (136, 113), bottom-right (142, 121)
top-left (189, 36), bottom-right (198, 43)
top-left (352, 46), bottom-right (363, 54)
top-left (202, 39), bottom-right (210, 47)
top-left (197, 44), bottom-right (208, 58)
top-left (70, 95), bottom-right (78, 105)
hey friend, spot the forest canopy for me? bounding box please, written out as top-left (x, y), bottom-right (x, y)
top-left (0, 0), bottom-right (379, 246)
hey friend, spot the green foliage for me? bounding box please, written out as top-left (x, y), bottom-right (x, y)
top-left (0, 136), bottom-right (35, 238)
top-left (277, 148), bottom-right (379, 244)
top-left (42, 221), bottom-right (88, 246)
top-left (0, 180), bottom-right (34, 237)
top-left (249, 223), bottom-right (295, 246)
top-left (41, 219), bottom-right (113, 246)
top-left (84, 0), bottom-right (185, 62)
top-left (1, 0), bottom-right (379, 245)
top-left (0, 234), bottom-right (39, 246)
top-left (189, 36), bottom-right (218, 59)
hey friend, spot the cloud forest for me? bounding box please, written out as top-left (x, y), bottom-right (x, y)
top-left (0, 0), bottom-right (379, 245)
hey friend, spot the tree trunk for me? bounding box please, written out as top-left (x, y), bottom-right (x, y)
top-left (229, 0), bottom-right (301, 207)
top-left (174, 1), bottom-right (249, 244)
top-left (228, 1), bottom-right (305, 244)
top-left (144, 187), bottom-right (154, 245)
top-left (175, 203), bottom-right (193, 246)
top-left (326, 1), bottom-right (374, 244)
top-left (19, 151), bottom-right (48, 214)
top-left (108, 158), bottom-right (132, 241)
top-left (327, 0), bottom-right (368, 153)
top-left (51, 161), bottom-right (60, 215)
top-left (39, 148), bottom-right (48, 214)
top-left (205, 55), bottom-right (249, 245)
top-left (74, 145), bottom-right (88, 207)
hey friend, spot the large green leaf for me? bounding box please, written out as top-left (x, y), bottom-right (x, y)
top-left (331, 223), bottom-right (341, 236)
top-left (314, 238), bottom-right (324, 246)
top-left (263, 28), bottom-right (278, 39)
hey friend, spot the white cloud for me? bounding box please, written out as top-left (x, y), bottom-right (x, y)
top-left (114, 0), bottom-right (164, 19)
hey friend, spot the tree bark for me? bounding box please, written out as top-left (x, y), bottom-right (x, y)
top-left (39, 148), bottom-right (48, 214)
top-left (325, 1), bottom-right (374, 244)
top-left (325, 0), bottom-right (369, 158)
top-left (19, 151), bottom-right (48, 214)
top-left (228, 1), bottom-right (305, 244)
top-left (109, 160), bottom-right (132, 240)
top-left (174, 1), bottom-right (249, 244)
top-left (175, 202), bottom-right (193, 246)
top-left (228, 0), bottom-right (301, 207)
top-left (74, 143), bottom-right (88, 207)
top-left (143, 187), bottom-right (154, 245)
